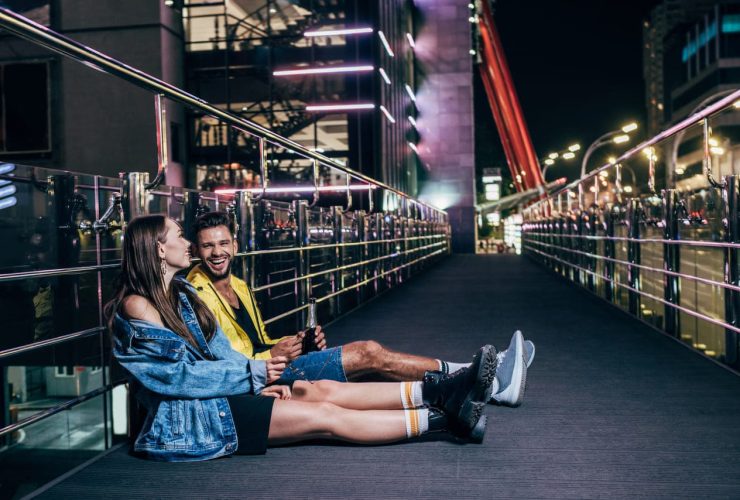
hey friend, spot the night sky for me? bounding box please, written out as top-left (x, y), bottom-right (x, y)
top-left (476, 0), bottom-right (664, 190)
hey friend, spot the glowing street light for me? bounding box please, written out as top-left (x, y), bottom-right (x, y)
top-left (580, 123), bottom-right (638, 178)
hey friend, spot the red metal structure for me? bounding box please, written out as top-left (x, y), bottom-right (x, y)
top-left (478, 1), bottom-right (544, 192)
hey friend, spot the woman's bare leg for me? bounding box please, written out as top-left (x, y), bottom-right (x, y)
top-left (267, 399), bottom-right (410, 446)
top-left (291, 380), bottom-right (408, 410)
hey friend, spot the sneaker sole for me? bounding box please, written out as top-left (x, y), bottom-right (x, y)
top-left (469, 344), bottom-right (498, 403)
top-left (459, 400), bottom-right (487, 443)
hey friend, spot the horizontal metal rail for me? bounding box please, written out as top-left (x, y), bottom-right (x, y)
top-left (544, 88), bottom-right (740, 201)
top-left (525, 244), bottom-right (738, 335)
top-left (522, 231), bottom-right (740, 249)
top-left (263, 247), bottom-right (445, 325)
top-left (0, 7), bottom-right (445, 215)
top-left (523, 238), bottom-right (739, 293)
top-left (0, 380), bottom-right (126, 438)
top-left (0, 326), bottom-right (105, 360)
top-left (238, 234), bottom-right (445, 257)
top-left (0, 264), bottom-right (121, 283)
top-left (253, 240), bottom-right (445, 292)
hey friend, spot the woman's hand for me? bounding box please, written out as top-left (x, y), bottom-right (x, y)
top-left (265, 356), bottom-right (287, 384)
top-left (261, 385), bottom-right (292, 400)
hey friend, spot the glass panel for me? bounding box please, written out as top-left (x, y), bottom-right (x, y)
top-left (678, 187), bottom-right (726, 359)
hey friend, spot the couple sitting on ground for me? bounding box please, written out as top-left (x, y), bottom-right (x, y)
top-left (108, 212), bottom-right (534, 462)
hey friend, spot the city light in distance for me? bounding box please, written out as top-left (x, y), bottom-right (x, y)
top-left (378, 31), bottom-right (395, 57)
top-left (469, 49), bottom-right (476, 55)
top-left (568, 143), bottom-right (581, 152)
top-left (548, 152), bottom-right (559, 159)
top-left (544, 158), bottom-right (555, 166)
top-left (378, 68), bottom-right (391, 85)
top-left (624, 185), bottom-right (633, 193)
top-left (306, 103), bottom-right (374, 111)
top-left (562, 152), bottom-right (576, 159)
top-left (608, 156), bottom-right (617, 164)
top-left (304, 27), bottom-right (373, 37)
top-left (273, 65), bottom-right (373, 76)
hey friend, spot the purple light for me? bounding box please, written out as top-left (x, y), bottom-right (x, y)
top-left (378, 31), bottom-right (395, 57)
top-left (305, 103), bottom-right (375, 112)
top-left (274, 65), bottom-right (373, 76)
top-left (304, 27), bottom-right (373, 37)
top-left (214, 185), bottom-right (377, 195)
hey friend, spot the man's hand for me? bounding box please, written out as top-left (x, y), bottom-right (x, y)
top-left (261, 385), bottom-right (292, 400)
top-left (269, 335), bottom-right (303, 360)
top-left (265, 356), bottom-right (287, 384)
top-left (314, 325), bottom-right (327, 350)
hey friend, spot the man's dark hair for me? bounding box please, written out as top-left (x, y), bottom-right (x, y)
top-left (193, 211), bottom-right (233, 237)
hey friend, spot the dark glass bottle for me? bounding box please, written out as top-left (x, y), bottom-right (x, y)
top-left (302, 298), bottom-right (319, 353)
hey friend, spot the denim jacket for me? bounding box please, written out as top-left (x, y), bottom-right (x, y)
top-left (112, 284), bottom-right (267, 462)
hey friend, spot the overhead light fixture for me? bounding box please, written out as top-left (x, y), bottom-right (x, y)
top-left (405, 84), bottom-right (416, 102)
top-left (378, 31), bottom-right (395, 57)
top-left (379, 68), bottom-right (391, 85)
top-left (568, 143), bottom-right (581, 152)
top-left (406, 33), bottom-right (416, 49)
top-left (380, 105), bottom-right (396, 123)
top-left (544, 158), bottom-right (555, 166)
top-left (273, 65), bottom-right (373, 76)
top-left (621, 122), bottom-right (638, 133)
top-left (548, 152), bottom-right (558, 159)
top-left (305, 103), bottom-right (375, 111)
top-left (613, 134), bottom-right (630, 144)
top-left (562, 152), bottom-right (576, 159)
top-left (304, 27), bottom-right (373, 37)
top-left (408, 115), bottom-right (417, 127)
top-left (408, 142), bottom-right (419, 154)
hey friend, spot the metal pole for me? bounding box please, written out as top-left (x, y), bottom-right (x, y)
top-left (627, 198), bottom-right (641, 315)
top-left (295, 200), bottom-right (309, 331)
top-left (663, 189), bottom-right (680, 337)
top-left (723, 175), bottom-right (740, 367)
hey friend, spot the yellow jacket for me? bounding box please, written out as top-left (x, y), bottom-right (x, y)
top-left (187, 265), bottom-right (287, 360)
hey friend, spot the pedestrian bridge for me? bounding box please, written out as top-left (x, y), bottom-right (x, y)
top-left (19, 254), bottom-right (740, 499)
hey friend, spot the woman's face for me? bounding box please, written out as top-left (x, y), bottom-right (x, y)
top-left (158, 218), bottom-right (192, 272)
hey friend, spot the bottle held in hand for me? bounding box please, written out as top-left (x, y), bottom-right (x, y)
top-left (302, 298), bottom-right (319, 354)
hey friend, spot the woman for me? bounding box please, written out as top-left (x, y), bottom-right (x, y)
top-left (107, 215), bottom-right (497, 462)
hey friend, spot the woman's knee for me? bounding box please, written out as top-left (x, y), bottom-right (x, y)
top-left (292, 380), bottom-right (342, 402)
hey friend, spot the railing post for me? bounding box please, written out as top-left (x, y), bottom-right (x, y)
top-left (356, 210), bottom-right (366, 304)
top-left (332, 206), bottom-right (343, 316)
top-left (662, 189), bottom-right (680, 337)
top-left (121, 172), bottom-right (149, 222)
top-left (723, 175), bottom-right (740, 367)
top-left (585, 208), bottom-right (596, 291)
top-left (604, 206), bottom-right (616, 302)
top-left (627, 198), bottom-right (641, 315)
top-left (294, 200), bottom-right (309, 330)
top-left (234, 191), bottom-right (254, 284)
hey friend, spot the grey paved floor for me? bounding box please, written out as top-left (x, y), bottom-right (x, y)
top-left (38, 255), bottom-right (740, 498)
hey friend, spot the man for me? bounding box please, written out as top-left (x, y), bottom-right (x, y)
top-left (187, 212), bottom-right (533, 406)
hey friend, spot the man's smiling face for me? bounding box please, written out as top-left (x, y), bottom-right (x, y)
top-left (195, 224), bottom-right (237, 280)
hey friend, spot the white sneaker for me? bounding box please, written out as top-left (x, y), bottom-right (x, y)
top-left (489, 330), bottom-right (528, 407)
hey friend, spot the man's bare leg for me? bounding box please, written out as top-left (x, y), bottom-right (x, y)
top-left (340, 340), bottom-right (441, 381)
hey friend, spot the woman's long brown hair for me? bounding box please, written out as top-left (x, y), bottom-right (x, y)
top-left (104, 214), bottom-right (217, 352)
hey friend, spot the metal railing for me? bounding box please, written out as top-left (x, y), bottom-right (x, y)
top-left (0, 6), bottom-right (450, 467)
top-left (521, 89), bottom-right (740, 370)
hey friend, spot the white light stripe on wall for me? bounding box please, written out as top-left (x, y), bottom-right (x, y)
top-left (379, 105), bottom-right (396, 123)
top-left (304, 27), bottom-right (373, 37)
top-left (274, 65), bottom-right (373, 76)
top-left (305, 103), bottom-right (375, 111)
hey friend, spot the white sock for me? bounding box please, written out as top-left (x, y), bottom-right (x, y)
top-left (446, 361), bottom-right (470, 373)
top-left (404, 408), bottom-right (429, 438)
top-left (400, 381), bottom-right (424, 409)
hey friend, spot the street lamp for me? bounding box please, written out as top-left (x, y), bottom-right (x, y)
top-left (579, 122), bottom-right (638, 178)
top-left (542, 143), bottom-right (581, 181)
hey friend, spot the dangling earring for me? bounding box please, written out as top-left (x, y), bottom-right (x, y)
top-left (160, 258), bottom-right (167, 277)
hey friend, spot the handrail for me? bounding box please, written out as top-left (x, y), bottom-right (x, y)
top-left (544, 88), bottom-right (740, 203)
top-left (0, 8), bottom-right (445, 216)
